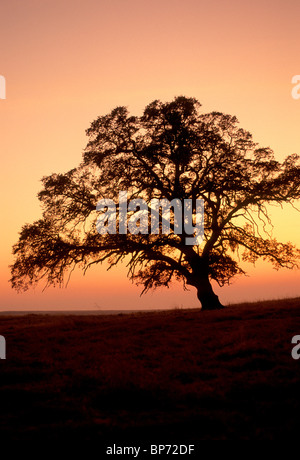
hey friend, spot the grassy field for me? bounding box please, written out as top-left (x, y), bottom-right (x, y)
top-left (0, 298), bottom-right (300, 441)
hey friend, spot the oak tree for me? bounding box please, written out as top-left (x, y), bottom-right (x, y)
top-left (10, 97), bottom-right (300, 309)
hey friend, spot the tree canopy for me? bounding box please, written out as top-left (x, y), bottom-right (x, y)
top-left (10, 96), bottom-right (300, 309)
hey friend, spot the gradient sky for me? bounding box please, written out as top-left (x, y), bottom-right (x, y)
top-left (0, 0), bottom-right (299, 310)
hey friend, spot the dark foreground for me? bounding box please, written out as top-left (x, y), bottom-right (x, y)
top-left (0, 298), bottom-right (300, 442)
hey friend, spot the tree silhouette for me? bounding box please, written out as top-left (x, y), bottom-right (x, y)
top-left (10, 96), bottom-right (300, 310)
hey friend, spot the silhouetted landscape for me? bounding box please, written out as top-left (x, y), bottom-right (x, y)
top-left (1, 298), bottom-right (300, 441)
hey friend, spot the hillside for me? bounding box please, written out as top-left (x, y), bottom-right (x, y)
top-left (1, 298), bottom-right (300, 442)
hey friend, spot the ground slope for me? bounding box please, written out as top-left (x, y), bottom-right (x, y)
top-left (0, 298), bottom-right (300, 441)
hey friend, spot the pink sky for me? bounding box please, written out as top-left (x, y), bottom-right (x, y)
top-left (0, 0), bottom-right (299, 310)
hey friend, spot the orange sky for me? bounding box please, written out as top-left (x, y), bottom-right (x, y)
top-left (0, 0), bottom-right (300, 310)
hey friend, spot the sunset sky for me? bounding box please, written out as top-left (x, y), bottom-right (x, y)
top-left (0, 0), bottom-right (299, 310)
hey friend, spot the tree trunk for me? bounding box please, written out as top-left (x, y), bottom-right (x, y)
top-left (195, 276), bottom-right (224, 310)
top-left (186, 252), bottom-right (224, 310)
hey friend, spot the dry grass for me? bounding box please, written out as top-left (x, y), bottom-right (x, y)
top-left (1, 297), bottom-right (300, 441)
